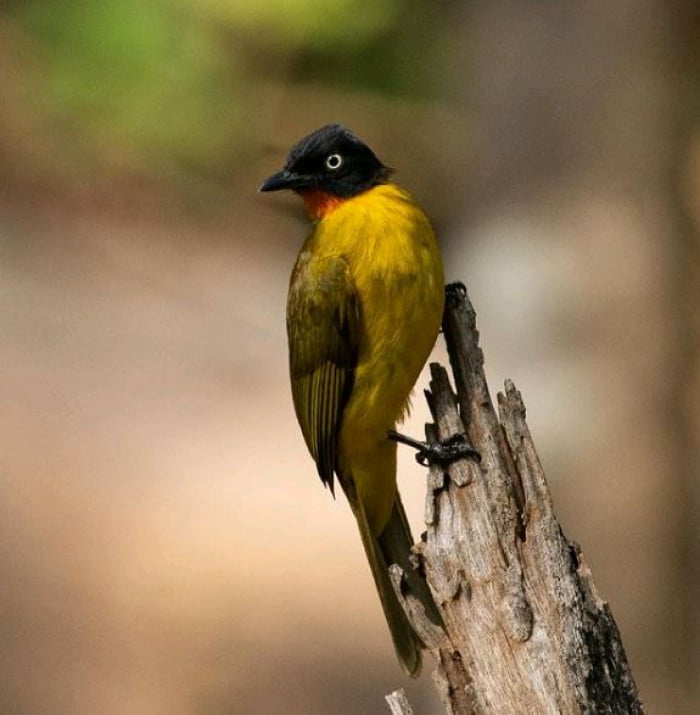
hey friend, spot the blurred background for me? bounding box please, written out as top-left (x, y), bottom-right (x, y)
top-left (0, 1), bottom-right (698, 713)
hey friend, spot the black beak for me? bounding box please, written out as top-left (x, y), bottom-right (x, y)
top-left (258, 169), bottom-right (311, 192)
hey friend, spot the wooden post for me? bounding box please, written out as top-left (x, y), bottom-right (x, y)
top-left (388, 283), bottom-right (643, 714)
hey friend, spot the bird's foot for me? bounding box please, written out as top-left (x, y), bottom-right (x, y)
top-left (387, 430), bottom-right (481, 467)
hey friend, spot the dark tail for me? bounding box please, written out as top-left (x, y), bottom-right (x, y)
top-left (354, 493), bottom-right (442, 677)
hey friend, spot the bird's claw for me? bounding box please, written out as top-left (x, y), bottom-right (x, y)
top-left (388, 430), bottom-right (481, 467)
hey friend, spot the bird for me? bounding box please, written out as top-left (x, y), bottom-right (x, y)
top-left (260, 123), bottom-right (449, 676)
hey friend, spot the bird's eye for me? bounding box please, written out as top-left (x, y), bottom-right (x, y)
top-left (325, 153), bottom-right (343, 170)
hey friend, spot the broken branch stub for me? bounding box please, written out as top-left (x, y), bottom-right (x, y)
top-left (401, 283), bottom-right (643, 714)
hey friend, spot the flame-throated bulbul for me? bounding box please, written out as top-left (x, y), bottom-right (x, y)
top-left (260, 124), bottom-right (466, 675)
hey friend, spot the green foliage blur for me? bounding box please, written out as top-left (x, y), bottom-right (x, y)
top-left (6, 0), bottom-right (447, 187)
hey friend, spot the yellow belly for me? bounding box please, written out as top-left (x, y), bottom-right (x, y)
top-left (311, 183), bottom-right (444, 532)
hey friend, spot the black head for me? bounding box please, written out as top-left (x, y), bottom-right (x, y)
top-left (259, 124), bottom-right (392, 198)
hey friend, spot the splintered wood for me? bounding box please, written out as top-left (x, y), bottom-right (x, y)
top-left (387, 283), bottom-right (642, 715)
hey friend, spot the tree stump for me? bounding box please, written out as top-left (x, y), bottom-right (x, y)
top-left (389, 283), bottom-right (643, 714)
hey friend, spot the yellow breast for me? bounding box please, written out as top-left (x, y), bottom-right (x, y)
top-left (307, 182), bottom-right (445, 530)
top-left (309, 183), bottom-right (444, 387)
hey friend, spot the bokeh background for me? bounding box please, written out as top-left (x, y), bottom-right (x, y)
top-left (1, 1), bottom-right (698, 713)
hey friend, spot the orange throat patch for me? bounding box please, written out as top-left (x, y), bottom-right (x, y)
top-left (301, 190), bottom-right (345, 220)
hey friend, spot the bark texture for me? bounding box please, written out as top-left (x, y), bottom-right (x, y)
top-left (389, 283), bottom-right (643, 714)
top-left (385, 689), bottom-right (415, 715)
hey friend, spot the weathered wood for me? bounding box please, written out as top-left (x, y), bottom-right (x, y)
top-left (385, 689), bottom-right (415, 715)
top-left (390, 283), bottom-right (642, 714)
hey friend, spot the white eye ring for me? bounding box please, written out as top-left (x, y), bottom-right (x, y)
top-left (325, 153), bottom-right (343, 170)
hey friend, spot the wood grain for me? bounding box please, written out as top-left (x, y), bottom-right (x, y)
top-left (388, 283), bottom-right (642, 714)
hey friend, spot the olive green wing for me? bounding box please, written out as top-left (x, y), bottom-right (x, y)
top-left (287, 256), bottom-right (360, 493)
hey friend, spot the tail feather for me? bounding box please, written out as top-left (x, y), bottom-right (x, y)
top-left (353, 493), bottom-right (441, 677)
top-left (377, 497), bottom-right (443, 628)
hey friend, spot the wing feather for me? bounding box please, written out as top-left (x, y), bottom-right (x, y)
top-left (287, 255), bottom-right (360, 492)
